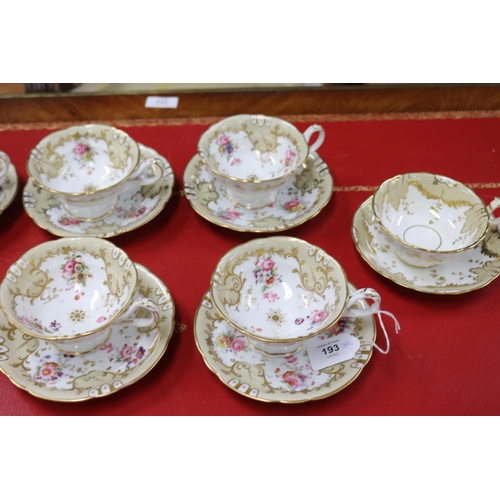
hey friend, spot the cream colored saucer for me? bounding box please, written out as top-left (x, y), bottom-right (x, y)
top-left (0, 263), bottom-right (175, 402)
top-left (184, 151), bottom-right (333, 232)
top-left (0, 163), bottom-right (19, 215)
top-left (23, 144), bottom-right (175, 238)
top-left (194, 285), bottom-right (376, 404)
top-left (352, 196), bottom-right (500, 294)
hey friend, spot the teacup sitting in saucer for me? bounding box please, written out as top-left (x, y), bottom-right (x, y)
top-left (198, 114), bottom-right (325, 209)
top-left (372, 172), bottom-right (500, 268)
top-left (27, 124), bottom-right (164, 220)
top-left (210, 236), bottom-right (350, 356)
top-left (0, 237), bottom-right (160, 355)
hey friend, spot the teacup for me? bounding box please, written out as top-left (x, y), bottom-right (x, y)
top-left (197, 114), bottom-right (325, 209)
top-left (210, 236), bottom-right (353, 356)
top-left (27, 124), bottom-right (164, 220)
top-left (372, 172), bottom-right (500, 268)
top-left (0, 151), bottom-right (10, 185)
top-left (0, 237), bottom-right (160, 355)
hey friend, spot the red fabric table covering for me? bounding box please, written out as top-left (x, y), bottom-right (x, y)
top-left (1, 111), bottom-right (499, 416)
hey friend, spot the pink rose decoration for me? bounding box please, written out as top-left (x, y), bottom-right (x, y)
top-left (121, 345), bottom-right (133, 358)
top-left (285, 148), bottom-right (297, 161)
top-left (261, 259), bottom-right (274, 271)
top-left (231, 339), bottom-right (246, 352)
top-left (62, 260), bottom-right (76, 276)
top-left (285, 200), bottom-right (300, 210)
top-left (313, 311), bottom-right (324, 323)
top-left (218, 135), bottom-right (230, 145)
top-left (97, 316), bottom-right (107, 323)
top-left (74, 143), bottom-right (90, 156)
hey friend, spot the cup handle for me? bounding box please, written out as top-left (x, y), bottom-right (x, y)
top-left (116, 297), bottom-right (161, 328)
top-left (343, 287), bottom-right (381, 317)
top-left (487, 197), bottom-right (500, 231)
top-left (128, 157), bottom-right (164, 187)
top-left (0, 151), bottom-right (10, 177)
top-left (303, 124), bottom-right (325, 153)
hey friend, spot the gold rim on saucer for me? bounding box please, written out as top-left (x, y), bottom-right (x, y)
top-left (183, 151), bottom-right (333, 233)
top-left (194, 285), bottom-right (376, 404)
top-left (23, 144), bottom-right (175, 238)
top-left (0, 263), bottom-right (175, 402)
top-left (352, 196), bottom-right (500, 294)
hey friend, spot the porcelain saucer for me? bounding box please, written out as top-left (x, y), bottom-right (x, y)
top-left (23, 144), bottom-right (175, 238)
top-left (0, 162), bottom-right (19, 215)
top-left (0, 263), bottom-right (175, 402)
top-left (194, 284), bottom-right (376, 404)
top-left (352, 196), bottom-right (500, 294)
top-left (183, 151), bottom-right (333, 232)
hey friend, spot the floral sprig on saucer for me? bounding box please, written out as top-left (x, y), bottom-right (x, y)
top-left (215, 207), bottom-right (241, 221)
top-left (274, 354), bottom-right (315, 390)
top-left (281, 199), bottom-right (307, 213)
top-left (58, 215), bottom-right (81, 227)
top-left (216, 329), bottom-right (249, 353)
top-left (100, 341), bottom-right (147, 368)
top-left (115, 205), bottom-right (148, 220)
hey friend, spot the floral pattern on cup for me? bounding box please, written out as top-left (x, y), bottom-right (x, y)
top-left (61, 254), bottom-right (93, 291)
top-left (217, 134), bottom-right (237, 158)
top-left (73, 141), bottom-right (97, 171)
top-left (294, 302), bottom-right (336, 331)
top-left (253, 257), bottom-right (283, 293)
top-left (285, 148), bottom-right (297, 166)
top-left (20, 316), bottom-right (62, 335)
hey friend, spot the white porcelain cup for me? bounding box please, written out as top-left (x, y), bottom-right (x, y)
top-left (0, 151), bottom-right (10, 185)
top-left (27, 124), bottom-right (164, 220)
top-left (210, 236), bottom-right (350, 357)
top-left (245, 288), bottom-right (382, 357)
top-left (198, 115), bottom-right (325, 209)
top-left (0, 237), bottom-right (160, 355)
top-left (372, 172), bottom-right (500, 268)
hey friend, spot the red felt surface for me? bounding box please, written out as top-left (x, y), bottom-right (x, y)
top-left (1, 114), bottom-right (499, 415)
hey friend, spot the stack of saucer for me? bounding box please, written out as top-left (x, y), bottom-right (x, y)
top-left (194, 236), bottom-right (381, 403)
top-left (23, 124), bottom-right (175, 238)
top-left (183, 114), bottom-right (334, 232)
top-left (0, 237), bottom-right (175, 401)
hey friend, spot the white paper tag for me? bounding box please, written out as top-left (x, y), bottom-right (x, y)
top-left (144, 96), bottom-right (179, 109)
top-left (307, 333), bottom-right (361, 371)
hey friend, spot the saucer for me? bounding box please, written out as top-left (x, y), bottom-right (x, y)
top-left (183, 151), bottom-right (333, 232)
top-left (0, 162), bottom-right (19, 215)
top-left (23, 144), bottom-right (175, 238)
top-left (0, 263), bottom-right (175, 402)
top-left (194, 284), bottom-right (376, 404)
top-left (352, 196), bottom-right (500, 294)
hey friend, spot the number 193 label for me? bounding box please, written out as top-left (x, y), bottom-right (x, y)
top-left (306, 333), bottom-right (361, 371)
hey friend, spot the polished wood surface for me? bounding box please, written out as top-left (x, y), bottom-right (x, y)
top-left (1, 85), bottom-right (500, 124)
